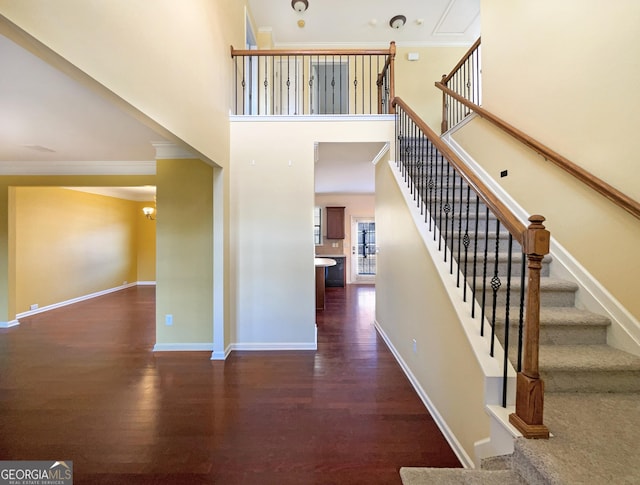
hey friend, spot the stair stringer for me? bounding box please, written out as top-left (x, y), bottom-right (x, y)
top-left (387, 159), bottom-right (520, 468)
top-left (443, 120), bottom-right (640, 358)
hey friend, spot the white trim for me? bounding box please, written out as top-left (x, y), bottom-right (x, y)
top-left (137, 281), bottom-right (157, 286)
top-left (15, 282), bottom-right (137, 319)
top-left (0, 319), bottom-right (20, 328)
top-left (229, 114), bottom-right (395, 123)
top-left (443, 124), bottom-right (640, 357)
top-left (228, 342), bottom-right (318, 351)
top-left (371, 142), bottom-right (390, 166)
top-left (374, 320), bottom-right (474, 469)
top-left (211, 344), bottom-right (233, 361)
top-left (151, 141), bottom-right (198, 160)
top-left (153, 343), bottom-right (214, 352)
top-left (272, 40), bottom-right (477, 49)
top-left (0, 160), bottom-right (155, 175)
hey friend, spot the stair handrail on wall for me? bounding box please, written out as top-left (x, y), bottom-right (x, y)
top-left (230, 42), bottom-right (396, 116)
top-left (393, 96), bottom-right (550, 439)
top-left (436, 77), bottom-right (640, 221)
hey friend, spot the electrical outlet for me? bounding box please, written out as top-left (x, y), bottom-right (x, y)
top-left (412, 339), bottom-right (417, 353)
top-left (30, 304), bottom-right (39, 311)
top-left (165, 314), bottom-right (173, 326)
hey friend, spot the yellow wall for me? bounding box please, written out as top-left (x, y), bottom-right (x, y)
top-left (375, 159), bottom-right (488, 462)
top-left (14, 187), bottom-right (148, 314)
top-left (136, 200), bottom-right (157, 281)
top-left (155, 158), bottom-right (213, 345)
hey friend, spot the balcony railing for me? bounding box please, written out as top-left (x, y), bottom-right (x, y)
top-left (440, 37), bottom-right (481, 133)
top-left (230, 43), bottom-right (396, 116)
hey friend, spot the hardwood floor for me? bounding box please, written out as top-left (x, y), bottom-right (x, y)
top-left (0, 285), bottom-right (460, 484)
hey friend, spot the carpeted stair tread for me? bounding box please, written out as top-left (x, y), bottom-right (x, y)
top-left (512, 393), bottom-right (640, 484)
top-left (399, 467), bottom-right (527, 484)
top-left (495, 307), bottom-right (610, 327)
top-left (540, 345), bottom-right (640, 371)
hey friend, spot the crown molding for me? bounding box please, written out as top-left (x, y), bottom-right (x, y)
top-left (0, 160), bottom-right (155, 175)
top-left (151, 141), bottom-right (198, 160)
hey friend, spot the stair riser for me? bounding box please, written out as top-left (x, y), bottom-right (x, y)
top-left (460, 259), bottom-right (550, 278)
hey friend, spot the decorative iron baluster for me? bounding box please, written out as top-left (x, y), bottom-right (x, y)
top-left (480, 205), bottom-right (490, 336)
top-left (502, 235), bottom-right (514, 407)
top-left (471, 194), bottom-right (480, 317)
top-left (489, 219), bottom-right (502, 357)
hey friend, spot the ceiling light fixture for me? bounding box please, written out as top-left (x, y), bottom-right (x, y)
top-left (389, 14), bottom-right (407, 29)
top-left (291, 0), bottom-right (308, 13)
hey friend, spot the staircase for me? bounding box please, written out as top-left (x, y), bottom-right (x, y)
top-left (396, 139), bottom-right (640, 484)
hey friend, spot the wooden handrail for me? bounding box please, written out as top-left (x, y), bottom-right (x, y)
top-left (392, 96), bottom-right (527, 244)
top-left (436, 82), bottom-right (640, 221)
top-left (442, 37), bottom-right (481, 85)
top-left (393, 96), bottom-right (549, 439)
top-left (231, 46), bottom-right (393, 58)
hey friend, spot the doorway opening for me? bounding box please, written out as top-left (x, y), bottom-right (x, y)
top-left (351, 217), bottom-right (376, 283)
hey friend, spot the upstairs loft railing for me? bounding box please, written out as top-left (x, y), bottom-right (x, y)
top-left (440, 37), bottom-right (481, 133)
top-left (393, 96), bottom-right (550, 440)
top-left (230, 43), bottom-right (396, 116)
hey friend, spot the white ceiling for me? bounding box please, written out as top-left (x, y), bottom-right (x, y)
top-left (247, 0), bottom-right (480, 46)
top-left (0, 0), bottom-right (479, 197)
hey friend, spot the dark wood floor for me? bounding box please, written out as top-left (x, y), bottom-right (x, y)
top-left (0, 285), bottom-right (460, 484)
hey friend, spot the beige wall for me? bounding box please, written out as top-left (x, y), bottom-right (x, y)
top-left (449, 0), bottom-right (640, 320)
top-left (480, 0), bottom-right (640, 200)
top-left (375, 159), bottom-right (488, 461)
top-left (0, 0), bottom-right (247, 168)
top-left (155, 158), bottom-right (213, 345)
top-left (394, 45), bottom-right (469, 130)
top-left (230, 119), bottom-right (393, 346)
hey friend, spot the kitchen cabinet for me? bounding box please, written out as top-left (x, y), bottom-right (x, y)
top-left (325, 256), bottom-right (345, 287)
top-left (326, 206), bottom-right (345, 239)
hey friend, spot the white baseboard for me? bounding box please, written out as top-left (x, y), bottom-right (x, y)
top-left (228, 342), bottom-right (318, 351)
top-left (374, 320), bottom-right (475, 469)
top-left (153, 343), bottom-right (214, 352)
top-left (137, 281), bottom-right (157, 286)
top-left (0, 319), bottom-right (20, 328)
top-left (15, 282), bottom-right (139, 319)
top-left (210, 346), bottom-right (231, 360)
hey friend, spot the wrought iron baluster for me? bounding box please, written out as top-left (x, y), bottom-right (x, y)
top-left (480, 205), bottom-right (490, 335)
top-left (502, 234), bottom-right (514, 407)
top-left (489, 219), bottom-right (502, 357)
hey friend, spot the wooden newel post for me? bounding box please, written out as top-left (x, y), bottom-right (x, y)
top-left (509, 215), bottom-right (550, 439)
top-left (388, 41), bottom-right (396, 114)
top-left (441, 74), bottom-right (448, 134)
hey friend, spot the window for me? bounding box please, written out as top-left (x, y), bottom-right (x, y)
top-left (314, 207), bottom-right (322, 245)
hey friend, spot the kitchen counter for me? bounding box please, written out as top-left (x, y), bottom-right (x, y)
top-left (314, 258), bottom-right (336, 310)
